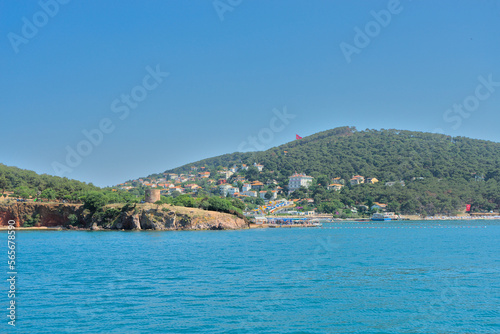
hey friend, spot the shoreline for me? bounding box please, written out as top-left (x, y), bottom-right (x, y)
top-left (2, 218), bottom-right (498, 231)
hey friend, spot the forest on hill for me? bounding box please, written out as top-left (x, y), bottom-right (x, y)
top-left (162, 127), bottom-right (500, 215)
top-left (0, 164), bottom-right (100, 200)
top-left (167, 126), bottom-right (500, 183)
top-left (0, 164), bottom-right (140, 211)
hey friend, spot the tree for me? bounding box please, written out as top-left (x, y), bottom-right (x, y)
top-left (245, 166), bottom-right (260, 181)
top-left (0, 175), bottom-right (7, 193)
top-left (83, 192), bottom-right (108, 212)
top-left (40, 188), bottom-right (57, 201)
top-left (264, 191), bottom-right (273, 200)
top-left (231, 198), bottom-right (245, 211)
top-left (315, 175), bottom-right (330, 188)
top-left (67, 214), bottom-right (78, 225)
top-left (14, 186), bottom-right (34, 199)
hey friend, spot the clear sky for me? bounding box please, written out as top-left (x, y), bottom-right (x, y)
top-left (1, 0), bottom-right (500, 187)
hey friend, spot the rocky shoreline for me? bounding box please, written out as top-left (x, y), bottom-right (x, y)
top-left (0, 202), bottom-right (249, 231)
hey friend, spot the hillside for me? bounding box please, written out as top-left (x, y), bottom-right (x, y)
top-left (164, 126), bottom-right (500, 183)
top-left (154, 126), bottom-right (500, 215)
top-left (0, 163), bottom-right (99, 199)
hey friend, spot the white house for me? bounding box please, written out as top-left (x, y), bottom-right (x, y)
top-left (327, 183), bottom-right (344, 191)
top-left (350, 175), bottom-right (365, 186)
top-left (253, 163), bottom-right (264, 172)
top-left (227, 187), bottom-right (240, 197)
top-left (242, 183), bottom-right (252, 192)
top-left (288, 173), bottom-right (314, 192)
top-left (219, 184), bottom-right (233, 196)
top-left (219, 170), bottom-right (234, 180)
top-left (241, 190), bottom-right (257, 197)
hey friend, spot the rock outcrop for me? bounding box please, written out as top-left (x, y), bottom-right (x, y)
top-left (0, 202), bottom-right (248, 230)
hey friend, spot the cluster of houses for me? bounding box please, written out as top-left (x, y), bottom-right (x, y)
top-left (117, 161), bottom-right (400, 207)
top-left (117, 163), bottom-right (272, 197)
top-left (219, 182), bottom-right (279, 200)
top-left (349, 175), bottom-right (379, 185)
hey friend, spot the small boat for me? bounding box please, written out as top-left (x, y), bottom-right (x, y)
top-left (371, 213), bottom-right (395, 221)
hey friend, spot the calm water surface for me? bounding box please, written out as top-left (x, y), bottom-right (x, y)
top-left (2, 220), bottom-right (499, 333)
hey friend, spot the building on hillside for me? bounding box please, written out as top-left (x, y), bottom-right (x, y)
top-left (327, 183), bottom-right (344, 191)
top-left (332, 177), bottom-right (345, 185)
top-left (474, 174), bottom-right (485, 181)
top-left (172, 186), bottom-right (184, 194)
top-left (219, 184), bottom-right (233, 196)
top-left (227, 187), bottom-right (240, 197)
top-left (242, 183), bottom-right (252, 192)
top-left (366, 177), bottom-right (379, 184)
top-left (253, 163), bottom-right (264, 172)
top-left (219, 170), bottom-right (234, 179)
top-left (240, 164), bottom-right (248, 171)
top-left (350, 175), bottom-right (365, 185)
top-left (288, 173), bottom-right (314, 192)
top-left (250, 181), bottom-right (264, 190)
top-left (242, 190), bottom-right (257, 197)
top-left (185, 184), bottom-right (201, 192)
top-left (198, 172), bottom-right (211, 178)
top-left (371, 202), bottom-right (387, 211)
top-left (266, 179), bottom-right (278, 186)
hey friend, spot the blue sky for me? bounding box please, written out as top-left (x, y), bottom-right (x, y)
top-left (1, 0), bottom-right (500, 187)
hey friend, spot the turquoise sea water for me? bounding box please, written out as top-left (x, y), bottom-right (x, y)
top-left (2, 220), bottom-right (499, 333)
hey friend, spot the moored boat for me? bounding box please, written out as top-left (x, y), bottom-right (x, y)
top-left (371, 212), bottom-right (397, 221)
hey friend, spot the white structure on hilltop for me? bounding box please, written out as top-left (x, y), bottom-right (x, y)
top-left (253, 163), bottom-right (264, 172)
top-left (288, 173), bottom-right (313, 192)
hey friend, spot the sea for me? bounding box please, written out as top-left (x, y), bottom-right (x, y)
top-left (2, 220), bottom-right (499, 333)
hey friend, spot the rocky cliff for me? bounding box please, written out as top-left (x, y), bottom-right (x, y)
top-left (0, 202), bottom-right (248, 230)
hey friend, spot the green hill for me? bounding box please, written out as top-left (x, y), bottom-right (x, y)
top-left (160, 126), bottom-right (500, 215)
top-left (0, 163), bottom-right (100, 200)
top-left (166, 126), bottom-right (500, 181)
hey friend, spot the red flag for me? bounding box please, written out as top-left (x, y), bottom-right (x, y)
top-left (466, 204), bottom-right (471, 212)
top-left (296, 134), bottom-right (302, 140)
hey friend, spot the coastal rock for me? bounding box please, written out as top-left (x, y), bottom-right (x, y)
top-left (112, 212), bottom-right (142, 230)
top-left (90, 222), bottom-right (100, 231)
top-left (0, 202), bottom-right (248, 231)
